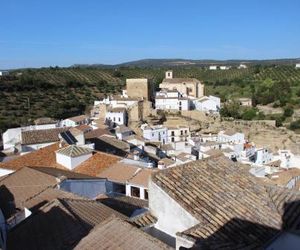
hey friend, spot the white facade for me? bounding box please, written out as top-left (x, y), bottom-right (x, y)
top-left (209, 65), bottom-right (217, 70)
top-left (238, 64), bottom-right (247, 69)
top-left (0, 168), bottom-right (14, 177)
top-left (61, 117), bottom-right (88, 127)
top-left (220, 66), bottom-right (230, 70)
top-left (155, 90), bottom-right (189, 111)
top-left (168, 126), bottom-right (190, 143)
top-left (149, 181), bottom-right (199, 237)
top-left (141, 124), bottom-right (168, 144)
top-left (21, 142), bottom-right (56, 153)
top-left (56, 152), bottom-right (92, 170)
top-left (273, 150), bottom-right (300, 169)
top-left (254, 148), bottom-right (273, 165)
top-left (194, 95), bottom-right (220, 113)
top-left (126, 184), bottom-right (148, 200)
top-left (218, 131), bottom-right (245, 144)
top-left (0, 71), bottom-right (9, 76)
top-left (3, 124), bottom-right (58, 150)
top-left (296, 63), bottom-right (300, 69)
top-left (105, 109), bottom-right (127, 126)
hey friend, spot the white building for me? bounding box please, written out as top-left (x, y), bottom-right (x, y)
top-left (193, 95), bottom-right (220, 113)
top-left (220, 66), bottom-right (230, 70)
top-left (141, 124), bottom-right (168, 144)
top-left (105, 107), bottom-right (127, 127)
top-left (0, 70), bottom-right (9, 76)
top-left (115, 125), bottom-right (133, 140)
top-left (61, 115), bottom-right (89, 127)
top-left (296, 63), bottom-right (300, 69)
top-left (167, 126), bottom-right (190, 143)
top-left (155, 90), bottom-right (189, 111)
top-left (3, 123), bottom-right (58, 151)
top-left (254, 147), bottom-right (273, 165)
top-left (238, 64), bottom-right (248, 69)
top-left (209, 65), bottom-right (217, 70)
top-left (55, 145), bottom-right (93, 170)
top-left (218, 130), bottom-right (245, 144)
top-left (273, 150), bottom-right (300, 169)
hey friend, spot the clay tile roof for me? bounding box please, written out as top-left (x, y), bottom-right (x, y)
top-left (107, 107), bottom-right (127, 113)
top-left (56, 145), bottom-right (93, 157)
top-left (152, 156), bottom-right (285, 238)
top-left (128, 168), bottom-right (156, 188)
top-left (7, 198), bottom-right (126, 250)
top-left (0, 143), bottom-right (67, 171)
top-left (204, 149), bottom-right (224, 157)
top-left (161, 143), bottom-right (174, 151)
top-left (34, 117), bottom-right (57, 125)
top-left (74, 124), bottom-right (92, 132)
top-left (98, 163), bottom-right (140, 184)
top-left (0, 167), bottom-right (58, 218)
top-left (222, 130), bottom-right (238, 136)
top-left (74, 152), bottom-right (121, 177)
top-left (32, 166), bottom-right (95, 179)
top-left (7, 199), bottom-right (87, 250)
top-left (85, 128), bottom-right (112, 139)
top-left (130, 211), bottom-right (157, 228)
top-left (67, 115), bottom-right (88, 122)
top-left (74, 216), bottom-right (172, 250)
top-left (98, 135), bottom-right (130, 151)
top-left (162, 78), bottom-right (200, 84)
top-left (115, 125), bottom-right (133, 133)
top-left (267, 168), bottom-right (300, 186)
top-left (159, 158), bottom-right (176, 167)
top-left (21, 127), bottom-right (69, 145)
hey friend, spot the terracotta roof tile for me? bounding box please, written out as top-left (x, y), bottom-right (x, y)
top-left (74, 152), bottom-right (121, 177)
top-left (74, 216), bottom-right (172, 250)
top-left (21, 127), bottom-right (69, 145)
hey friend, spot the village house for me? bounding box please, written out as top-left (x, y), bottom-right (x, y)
top-left (148, 155), bottom-right (300, 249)
top-left (115, 125), bottom-right (134, 140)
top-left (20, 127), bottom-right (69, 153)
top-left (192, 95), bottom-right (220, 113)
top-left (238, 63), bottom-right (248, 69)
top-left (209, 65), bottom-right (217, 70)
top-left (217, 130), bottom-right (245, 144)
top-left (220, 65), bottom-right (230, 70)
top-left (55, 145), bottom-right (94, 170)
top-left (155, 89), bottom-right (190, 111)
top-left (105, 107), bottom-right (127, 127)
top-left (238, 97), bottom-right (253, 107)
top-left (167, 125), bottom-right (190, 143)
top-left (295, 63), bottom-right (300, 69)
top-left (0, 70), bottom-right (9, 76)
top-left (253, 147), bottom-right (273, 165)
top-left (2, 121), bottom-right (59, 151)
top-left (141, 124), bottom-right (168, 144)
top-left (61, 115), bottom-right (89, 127)
top-left (159, 70), bottom-right (204, 98)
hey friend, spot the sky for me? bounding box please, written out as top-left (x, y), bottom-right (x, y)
top-left (0, 0), bottom-right (300, 69)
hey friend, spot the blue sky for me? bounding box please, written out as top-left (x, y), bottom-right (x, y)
top-left (1, 0), bottom-right (300, 68)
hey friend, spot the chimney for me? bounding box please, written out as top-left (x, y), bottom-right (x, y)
top-left (158, 161), bottom-right (165, 169)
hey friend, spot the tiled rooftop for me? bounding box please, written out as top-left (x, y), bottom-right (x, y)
top-left (152, 156), bottom-right (298, 247)
top-left (56, 145), bottom-right (93, 157)
top-left (21, 127), bottom-right (69, 145)
top-left (74, 216), bottom-right (172, 250)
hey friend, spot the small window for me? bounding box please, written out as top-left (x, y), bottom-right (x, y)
top-left (113, 117), bottom-right (116, 122)
top-left (131, 186), bottom-right (140, 198)
top-left (171, 137), bottom-right (175, 142)
top-left (144, 190), bottom-right (149, 200)
top-left (185, 130), bottom-right (187, 134)
top-left (118, 117), bottom-right (121, 122)
top-left (181, 131), bottom-right (183, 136)
top-left (171, 131), bottom-right (175, 136)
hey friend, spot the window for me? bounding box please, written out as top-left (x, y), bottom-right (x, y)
top-left (144, 189), bottom-right (149, 200)
top-left (185, 130), bottom-right (187, 134)
top-left (171, 137), bottom-right (175, 142)
top-left (171, 131), bottom-right (175, 136)
top-left (131, 186), bottom-right (140, 198)
top-left (114, 184), bottom-right (126, 194)
top-left (181, 130), bottom-right (183, 136)
top-left (113, 117), bottom-right (116, 122)
top-left (118, 117), bottom-right (121, 122)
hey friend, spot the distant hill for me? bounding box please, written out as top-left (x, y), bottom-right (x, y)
top-left (72, 58), bottom-right (300, 68)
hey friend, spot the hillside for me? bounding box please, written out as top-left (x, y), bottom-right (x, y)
top-left (1, 64), bottom-right (300, 133)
